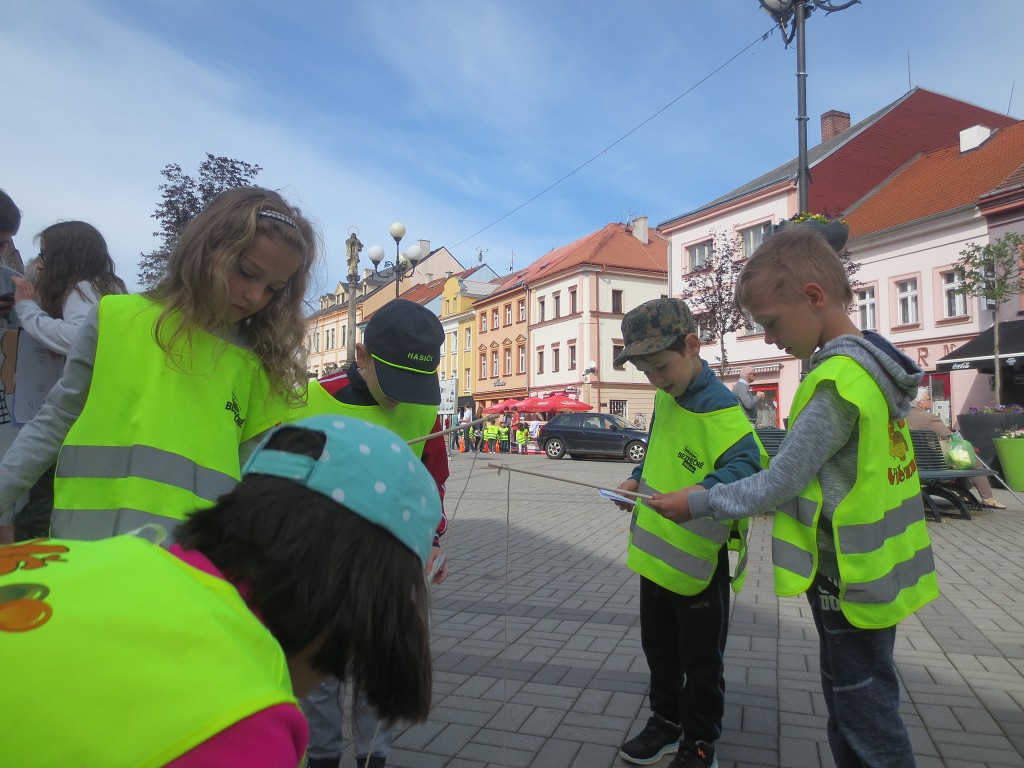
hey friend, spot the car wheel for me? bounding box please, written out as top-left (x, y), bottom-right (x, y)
top-left (625, 441), bottom-right (646, 464)
top-left (544, 438), bottom-right (566, 459)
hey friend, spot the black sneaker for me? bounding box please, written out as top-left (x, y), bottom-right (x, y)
top-left (669, 739), bottom-right (717, 768)
top-left (619, 713), bottom-right (682, 765)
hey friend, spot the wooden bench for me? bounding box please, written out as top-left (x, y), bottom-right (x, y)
top-left (909, 429), bottom-right (997, 522)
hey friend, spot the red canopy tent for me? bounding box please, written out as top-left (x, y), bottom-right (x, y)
top-left (524, 394), bottom-right (593, 413)
top-left (482, 398), bottom-right (523, 414)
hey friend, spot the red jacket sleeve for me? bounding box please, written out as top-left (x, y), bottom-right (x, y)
top-left (420, 416), bottom-right (449, 540)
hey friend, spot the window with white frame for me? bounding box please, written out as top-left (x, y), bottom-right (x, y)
top-left (687, 240), bottom-right (712, 272)
top-left (612, 344), bottom-right (624, 369)
top-left (538, 297), bottom-right (545, 322)
top-left (479, 353), bottom-right (487, 379)
top-left (855, 287), bottom-right (876, 330)
top-left (552, 348), bottom-right (560, 373)
top-left (504, 347), bottom-right (512, 375)
top-left (518, 344), bottom-right (526, 373)
top-left (464, 367), bottom-right (471, 391)
top-left (491, 350), bottom-right (499, 378)
top-left (517, 298), bottom-right (526, 321)
top-left (738, 312), bottom-right (764, 337)
top-left (740, 222), bottom-right (772, 258)
top-left (553, 293), bottom-right (561, 318)
top-left (942, 269), bottom-right (967, 318)
top-left (569, 288), bottom-right (577, 314)
top-left (504, 304), bottom-right (512, 325)
top-left (569, 344), bottom-right (577, 370)
top-left (451, 330), bottom-right (458, 352)
top-left (480, 314), bottom-right (487, 332)
top-left (537, 349), bottom-right (544, 374)
top-left (896, 278), bottom-right (919, 325)
top-left (464, 328), bottom-right (471, 348)
top-left (492, 308), bottom-right (499, 328)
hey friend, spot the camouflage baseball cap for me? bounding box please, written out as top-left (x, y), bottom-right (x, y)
top-left (613, 298), bottom-right (696, 367)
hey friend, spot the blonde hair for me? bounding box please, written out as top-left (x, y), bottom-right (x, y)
top-left (735, 227), bottom-right (853, 312)
top-left (148, 187), bottom-right (320, 401)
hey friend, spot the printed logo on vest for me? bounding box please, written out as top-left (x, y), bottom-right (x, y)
top-left (225, 393), bottom-right (245, 429)
top-left (677, 446), bottom-right (705, 474)
top-left (887, 419), bottom-right (917, 486)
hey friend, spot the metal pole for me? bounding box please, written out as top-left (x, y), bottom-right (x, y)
top-left (395, 239), bottom-right (402, 299)
top-left (345, 231), bottom-right (362, 366)
top-left (795, 1), bottom-right (809, 213)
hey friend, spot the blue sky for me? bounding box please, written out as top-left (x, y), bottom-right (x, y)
top-left (4, 1), bottom-right (1023, 297)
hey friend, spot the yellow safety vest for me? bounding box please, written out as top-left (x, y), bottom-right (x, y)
top-left (774, 355), bottom-right (938, 628)
top-left (0, 536), bottom-right (295, 767)
top-left (276, 379), bottom-right (437, 459)
top-left (628, 389), bottom-right (762, 595)
top-left (53, 295), bottom-right (280, 540)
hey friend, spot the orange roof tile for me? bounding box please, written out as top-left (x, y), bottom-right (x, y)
top-left (845, 121), bottom-right (1024, 238)
top-left (514, 222), bottom-right (667, 285)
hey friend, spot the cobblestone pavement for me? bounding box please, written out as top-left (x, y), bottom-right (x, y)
top-left (340, 450), bottom-right (1024, 768)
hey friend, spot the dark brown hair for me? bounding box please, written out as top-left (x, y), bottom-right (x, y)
top-left (175, 426), bottom-right (432, 722)
top-left (35, 221), bottom-right (126, 317)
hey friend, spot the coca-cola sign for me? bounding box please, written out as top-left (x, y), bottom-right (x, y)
top-left (951, 362), bottom-right (972, 370)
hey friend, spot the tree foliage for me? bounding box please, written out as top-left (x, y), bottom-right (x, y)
top-left (678, 229), bottom-right (747, 375)
top-left (137, 154), bottom-right (262, 287)
top-left (955, 231), bottom-right (1024, 405)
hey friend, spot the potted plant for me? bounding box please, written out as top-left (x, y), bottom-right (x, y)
top-left (993, 425), bottom-right (1024, 491)
top-left (774, 212), bottom-right (850, 252)
top-left (956, 404), bottom-right (1024, 474)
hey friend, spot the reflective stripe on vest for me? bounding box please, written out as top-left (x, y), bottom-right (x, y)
top-left (775, 355), bottom-right (938, 628)
top-left (1, 536), bottom-right (295, 765)
top-left (52, 295), bottom-right (278, 540)
top-left (627, 389), bottom-right (759, 595)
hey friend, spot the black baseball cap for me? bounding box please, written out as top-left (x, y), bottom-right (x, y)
top-left (364, 299), bottom-right (445, 405)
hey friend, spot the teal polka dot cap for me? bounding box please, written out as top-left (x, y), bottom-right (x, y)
top-left (243, 415), bottom-right (442, 565)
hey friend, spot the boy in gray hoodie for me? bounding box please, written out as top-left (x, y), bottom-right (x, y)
top-left (647, 227), bottom-right (938, 768)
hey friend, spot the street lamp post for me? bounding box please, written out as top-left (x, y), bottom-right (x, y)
top-left (344, 228), bottom-right (363, 367)
top-left (366, 221), bottom-right (425, 299)
top-left (758, 0), bottom-right (860, 213)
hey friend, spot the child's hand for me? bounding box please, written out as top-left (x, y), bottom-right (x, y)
top-left (646, 486), bottom-right (698, 524)
top-left (11, 275), bottom-right (35, 303)
top-left (426, 546), bottom-right (449, 585)
top-left (614, 478), bottom-right (639, 511)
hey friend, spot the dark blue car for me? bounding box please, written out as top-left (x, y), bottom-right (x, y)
top-left (538, 412), bottom-right (648, 463)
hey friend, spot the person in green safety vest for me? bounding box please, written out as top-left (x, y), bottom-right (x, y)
top-left (484, 421), bottom-right (499, 453)
top-left (0, 187), bottom-right (319, 543)
top-left (611, 297), bottom-right (763, 768)
top-left (0, 415), bottom-right (438, 768)
top-left (648, 227), bottom-right (937, 768)
top-left (497, 422), bottom-right (510, 453)
top-left (514, 423), bottom-right (530, 454)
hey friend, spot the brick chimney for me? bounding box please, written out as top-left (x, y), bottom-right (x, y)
top-left (821, 110), bottom-right (851, 142)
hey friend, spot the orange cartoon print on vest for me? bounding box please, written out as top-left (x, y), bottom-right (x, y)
top-left (887, 419), bottom-right (909, 462)
top-left (0, 583), bottom-right (52, 632)
top-left (0, 539), bottom-right (70, 576)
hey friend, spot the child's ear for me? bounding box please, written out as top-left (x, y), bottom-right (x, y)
top-left (683, 332), bottom-right (702, 353)
top-left (354, 343), bottom-right (368, 367)
top-left (803, 282), bottom-right (827, 308)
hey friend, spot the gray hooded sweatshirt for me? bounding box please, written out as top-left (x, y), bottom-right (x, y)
top-left (688, 332), bottom-right (923, 579)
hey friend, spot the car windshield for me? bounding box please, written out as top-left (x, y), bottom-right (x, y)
top-left (607, 415), bottom-right (633, 430)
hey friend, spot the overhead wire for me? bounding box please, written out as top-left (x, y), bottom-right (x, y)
top-left (453, 25), bottom-right (778, 249)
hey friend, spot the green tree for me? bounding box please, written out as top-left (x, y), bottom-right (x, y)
top-left (137, 154), bottom-right (262, 287)
top-left (955, 231), bottom-right (1024, 405)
